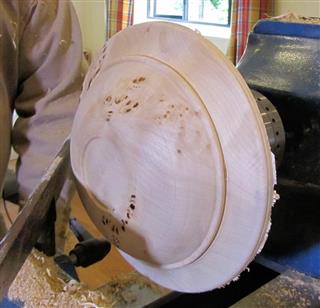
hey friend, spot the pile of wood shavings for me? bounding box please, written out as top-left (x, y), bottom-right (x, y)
top-left (8, 250), bottom-right (113, 308)
top-left (269, 13), bottom-right (320, 24)
top-left (98, 272), bottom-right (168, 306)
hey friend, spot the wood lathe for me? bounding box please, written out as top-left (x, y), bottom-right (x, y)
top-left (0, 19), bottom-right (319, 307)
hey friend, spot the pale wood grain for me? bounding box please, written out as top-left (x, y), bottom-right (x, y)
top-left (71, 22), bottom-right (276, 292)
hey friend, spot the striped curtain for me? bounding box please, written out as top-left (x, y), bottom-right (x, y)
top-left (227, 0), bottom-right (273, 64)
top-left (106, 0), bottom-right (134, 39)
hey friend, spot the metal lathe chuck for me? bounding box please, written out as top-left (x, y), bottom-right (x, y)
top-left (252, 90), bottom-right (285, 168)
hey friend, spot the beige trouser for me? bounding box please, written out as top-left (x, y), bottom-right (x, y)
top-left (0, 0), bottom-right (84, 251)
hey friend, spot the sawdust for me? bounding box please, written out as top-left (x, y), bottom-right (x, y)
top-left (98, 272), bottom-right (168, 306)
top-left (8, 250), bottom-right (113, 308)
top-left (233, 270), bottom-right (320, 307)
top-left (269, 13), bottom-right (320, 24)
top-left (7, 245), bottom-right (168, 307)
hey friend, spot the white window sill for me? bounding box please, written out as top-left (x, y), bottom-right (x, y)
top-left (134, 2), bottom-right (231, 54)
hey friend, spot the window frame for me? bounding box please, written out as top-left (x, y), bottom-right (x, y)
top-left (147, 0), bottom-right (232, 28)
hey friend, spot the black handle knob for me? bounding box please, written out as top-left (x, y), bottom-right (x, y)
top-left (69, 239), bottom-right (111, 267)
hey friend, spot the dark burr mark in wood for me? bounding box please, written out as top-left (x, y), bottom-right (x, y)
top-left (102, 216), bottom-right (110, 225)
top-left (133, 76), bottom-right (146, 84)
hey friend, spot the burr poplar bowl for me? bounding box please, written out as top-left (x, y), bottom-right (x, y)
top-left (70, 22), bottom-right (276, 292)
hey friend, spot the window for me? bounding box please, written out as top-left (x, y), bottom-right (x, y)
top-left (147, 0), bottom-right (231, 27)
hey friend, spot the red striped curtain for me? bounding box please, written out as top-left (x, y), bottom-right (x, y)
top-left (106, 0), bottom-right (134, 39)
top-left (227, 0), bottom-right (273, 64)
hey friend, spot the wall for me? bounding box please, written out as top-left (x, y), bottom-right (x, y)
top-left (274, 1), bottom-right (320, 17)
top-left (72, 0), bottom-right (107, 59)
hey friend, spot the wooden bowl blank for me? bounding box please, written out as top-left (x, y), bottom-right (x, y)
top-left (70, 22), bottom-right (275, 292)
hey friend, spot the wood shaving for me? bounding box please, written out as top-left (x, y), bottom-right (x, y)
top-left (7, 247), bottom-right (167, 307)
top-left (97, 272), bottom-right (168, 306)
top-left (8, 250), bottom-right (113, 308)
top-left (269, 13), bottom-right (320, 24)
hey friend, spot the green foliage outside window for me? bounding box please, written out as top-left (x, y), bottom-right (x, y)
top-left (210, 0), bottom-right (222, 9)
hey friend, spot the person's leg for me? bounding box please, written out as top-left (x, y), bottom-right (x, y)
top-left (0, 95), bottom-right (12, 239)
top-left (0, 209), bottom-right (7, 239)
top-left (10, 1), bottom-right (83, 251)
top-left (0, 125), bottom-right (14, 240)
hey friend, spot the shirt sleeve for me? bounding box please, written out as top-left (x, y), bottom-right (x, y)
top-left (12, 0), bottom-right (83, 200)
